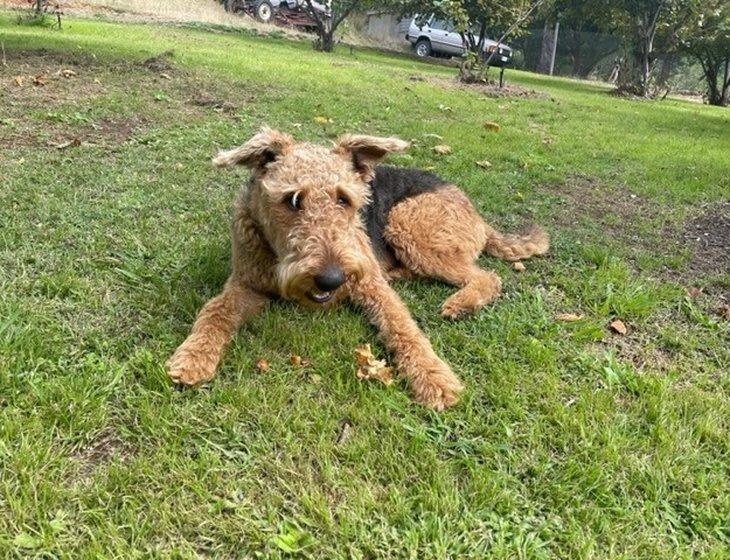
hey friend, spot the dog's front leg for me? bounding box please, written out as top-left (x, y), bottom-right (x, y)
top-left (167, 277), bottom-right (269, 386)
top-left (350, 274), bottom-right (463, 410)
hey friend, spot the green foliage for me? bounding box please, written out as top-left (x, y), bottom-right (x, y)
top-left (681, 0), bottom-right (730, 105)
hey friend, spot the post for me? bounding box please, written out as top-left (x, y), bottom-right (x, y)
top-left (549, 20), bottom-right (559, 76)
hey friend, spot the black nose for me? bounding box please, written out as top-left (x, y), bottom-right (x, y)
top-left (314, 265), bottom-right (346, 292)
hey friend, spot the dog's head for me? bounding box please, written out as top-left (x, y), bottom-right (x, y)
top-left (214, 128), bottom-right (409, 305)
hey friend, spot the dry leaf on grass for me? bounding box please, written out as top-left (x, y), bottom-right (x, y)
top-left (313, 116), bottom-right (332, 125)
top-left (609, 319), bottom-right (627, 335)
top-left (49, 138), bottom-right (81, 149)
top-left (433, 145), bottom-right (451, 155)
top-left (335, 421), bottom-right (353, 446)
top-left (556, 313), bottom-right (584, 322)
top-left (159, 73), bottom-right (172, 80)
top-left (512, 262), bottom-right (525, 272)
top-left (475, 160), bottom-right (492, 169)
top-left (354, 344), bottom-right (393, 386)
top-left (255, 359), bottom-right (270, 373)
top-left (719, 304), bottom-right (730, 321)
top-left (685, 286), bottom-right (702, 298)
top-left (483, 121), bottom-right (501, 132)
top-left (59, 69), bottom-right (77, 78)
top-left (33, 75), bottom-right (48, 86)
top-left (14, 76), bottom-right (25, 87)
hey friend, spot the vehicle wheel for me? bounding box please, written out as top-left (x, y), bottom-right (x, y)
top-left (254, 0), bottom-right (274, 23)
top-left (414, 38), bottom-right (432, 58)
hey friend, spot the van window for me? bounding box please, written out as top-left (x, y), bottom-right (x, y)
top-left (429, 19), bottom-right (451, 31)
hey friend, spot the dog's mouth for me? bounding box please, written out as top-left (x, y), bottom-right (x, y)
top-left (306, 289), bottom-right (334, 304)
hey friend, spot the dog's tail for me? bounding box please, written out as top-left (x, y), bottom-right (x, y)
top-left (482, 223), bottom-right (549, 262)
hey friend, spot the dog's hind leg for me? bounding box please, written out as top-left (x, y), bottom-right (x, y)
top-left (384, 186), bottom-right (502, 320)
top-left (167, 278), bottom-right (269, 385)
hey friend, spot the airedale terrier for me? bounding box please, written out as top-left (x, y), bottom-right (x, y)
top-left (167, 128), bottom-right (548, 410)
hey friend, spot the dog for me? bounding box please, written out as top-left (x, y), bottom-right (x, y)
top-left (167, 128), bottom-right (549, 410)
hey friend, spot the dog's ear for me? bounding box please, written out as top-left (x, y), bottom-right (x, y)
top-left (213, 127), bottom-right (293, 172)
top-left (334, 134), bottom-right (409, 181)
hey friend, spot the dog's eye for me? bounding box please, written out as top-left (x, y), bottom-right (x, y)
top-left (337, 194), bottom-right (351, 207)
top-left (284, 191), bottom-right (302, 211)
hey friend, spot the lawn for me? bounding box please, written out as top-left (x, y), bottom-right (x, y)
top-left (0, 12), bottom-right (728, 559)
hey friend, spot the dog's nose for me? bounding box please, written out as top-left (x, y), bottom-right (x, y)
top-left (314, 265), bottom-right (346, 292)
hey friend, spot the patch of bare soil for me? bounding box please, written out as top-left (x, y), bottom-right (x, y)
top-left (141, 50), bottom-right (176, 74)
top-left (683, 201), bottom-right (730, 277)
top-left (412, 74), bottom-right (550, 99)
top-left (547, 175), bottom-right (669, 248)
top-left (0, 48), bottom-right (250, 150)
top-left (69, 428), bottom-right (132, 484)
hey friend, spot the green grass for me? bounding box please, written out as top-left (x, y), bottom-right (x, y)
top-left (1, 12), bottom-right (728, 558)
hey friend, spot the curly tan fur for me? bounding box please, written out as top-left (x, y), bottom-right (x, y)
top-left (167, 129), bottom-right (549, 410)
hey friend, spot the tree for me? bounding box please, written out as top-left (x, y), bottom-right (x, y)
top-left (404, 0), bottom-right (543, 82)
top-left (682, 1), bottom-right (730, 106)
top-left (596, 0), bottom-right (694, 97)
top-left (548, 0), bottom-right (616, 78)
top-left (303, 0), bottom-right (397, 52)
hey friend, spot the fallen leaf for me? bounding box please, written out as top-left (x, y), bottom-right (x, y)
top-left (512, 262), bottom-right (525, 272)
top-left (719, 304), bottom-right (730, 321)
top-left (159, 72), bottom-right (172, 80)
top-left (514, 191), bottom-right (524, 201)
top-left (59, 68), bottom-right (77, 78)
top-left (433, 144), bottom-right (451, 155)
top-left (354, 344), bottom-right (393, 386)
top-left (556, 313), bottom-right (584, 322)
top-left (255, 358), bottom-right (269, 373)
top-left (475, 160), bottom-right (492, 169)
top-left (290, 354), bottom-right (302, 366)
top-left (438, 103), bottom-right (452, 112)
top-left (335, 420), bottom-right (353, 446)
top-left (49, 138), bottom-right (81, 149)
top-left (685, 286), bottom-right (702, 298)
top-left (483, 121), bottom-right (501, 132)
top-left (33, 74), bottom-right (48, 86)
top-left (14, 75), bottom-right (25, 87)
top-left (609, 319), bottom-right (627, 335)
top-left (313, 116), bottom-right (330, 125)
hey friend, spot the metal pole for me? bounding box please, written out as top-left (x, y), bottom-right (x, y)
top-left (549, 20), bottom-right (559, 76)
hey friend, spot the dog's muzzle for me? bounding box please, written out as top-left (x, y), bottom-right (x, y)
top-left (307, 265), bottom-right (346, 303)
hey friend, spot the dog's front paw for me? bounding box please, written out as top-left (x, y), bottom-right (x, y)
top-left (166, 346), bottom-right (217, 386)
top-left (409, 361), bottom-right (463, 411)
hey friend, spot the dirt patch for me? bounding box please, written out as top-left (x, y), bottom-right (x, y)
top-left (546, 175), bottom-right (670, 247)
top-left (142, 50), bottom-right (176, 74)
top-left (69, 428), bottom-right (132, 483)
top-left (682, 201), bottom-right (730, 277)
top-left (411, 74), bottom-right (550, 99)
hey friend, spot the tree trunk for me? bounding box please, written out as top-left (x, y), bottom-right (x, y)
top-left (316, 30), bottom-right (335, 52)
top-left (537, 19), bottom-right (557, 74)
top-left (658, 54), bottom-right (675, 86)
